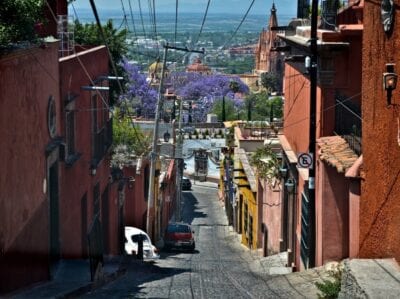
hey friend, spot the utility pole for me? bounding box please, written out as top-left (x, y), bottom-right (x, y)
top-left (308, 0), bottom-right (318, 269)
top-left (175, 97), bottom-right (184, 222)
top-left (146, 44), bottom-right (204, 237)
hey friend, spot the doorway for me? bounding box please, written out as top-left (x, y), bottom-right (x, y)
top-left (49, 161), bottom-right (60, 274)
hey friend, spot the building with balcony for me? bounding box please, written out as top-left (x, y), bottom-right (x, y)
top-left (275, 0), bottom-right (363, 270)
top-left (0, 0), bottom-right (121, 293)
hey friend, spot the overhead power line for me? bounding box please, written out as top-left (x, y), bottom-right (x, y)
top-left (192, 0), bottom-right (211, 46)
top-left (222, 0), bottom-right (256, 50)
top-left (127, 0), bottom-right (138, 40)
top-left (89, 0), bottom-right (124, 93)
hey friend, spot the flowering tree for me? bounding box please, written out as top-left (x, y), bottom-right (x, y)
top-left (121, 59), bottom-right (158, 118)
top-left (169, 72), bottom-right (249, 122)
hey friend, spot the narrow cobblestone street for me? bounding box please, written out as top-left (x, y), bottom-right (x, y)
top-left (82, 182), bottom-right (326, 298)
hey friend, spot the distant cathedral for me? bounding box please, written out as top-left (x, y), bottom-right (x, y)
top-left (254, 2), bottom-right (284, 92)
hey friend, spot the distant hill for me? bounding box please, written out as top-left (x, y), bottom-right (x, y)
top-left (69, 10), bottom-right (294, 34)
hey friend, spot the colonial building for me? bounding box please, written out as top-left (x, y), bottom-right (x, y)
top-left (275, 1), bottom-right (363, 270)
top-left (254, 2), bottom-right (285, 91)
top-left (0, 0), bottom-right (121, 293)
top-left (186, 57), bottom-right (211, 74)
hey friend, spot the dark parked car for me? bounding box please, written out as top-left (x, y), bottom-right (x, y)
top-left (181, 177), bottom-right (192, 190)
top-left (164, 222), bottom-right (195, 252)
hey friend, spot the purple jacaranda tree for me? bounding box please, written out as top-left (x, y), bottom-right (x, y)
top-left (168, 72), bottom-right (249, 122)
top-left (120, 59), bottom-right (158, 118)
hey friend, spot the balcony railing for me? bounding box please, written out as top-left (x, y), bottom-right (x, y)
top-left (334, 96), bottom-right (362, 156)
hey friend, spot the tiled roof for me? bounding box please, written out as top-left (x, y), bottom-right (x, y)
top-left (317, 136), bottom-right (358, 173)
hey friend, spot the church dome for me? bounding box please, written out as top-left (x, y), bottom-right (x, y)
top-left (148, 61), bottom-right (164, 73)
top-left (186, 57), bottom-right (211, 73)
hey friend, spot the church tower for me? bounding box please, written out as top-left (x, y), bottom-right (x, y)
top-left (254, 2), bottom-right (284, 92)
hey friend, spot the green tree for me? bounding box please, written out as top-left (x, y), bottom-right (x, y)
top-left (73, 19), bottom-right (128, 103)
top-left (242, 92), bottom-right (283, 121)
top-left (74, 19), bottom-right (128, 68)
top-left (0, 0), bottom-right (44, 46)
top-left (260, 72), bottom-right (278, 93)
top-left (212, 98), bottom-right (237, 121)
top-left (250, 145), bottom-right (281, 184)
top-left (113, 110), bottom-right (151, 156)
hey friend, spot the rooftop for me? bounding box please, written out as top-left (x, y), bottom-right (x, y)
top-left (317, 136), bottom-right (358, 173)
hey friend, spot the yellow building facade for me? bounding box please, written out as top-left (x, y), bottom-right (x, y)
top-left (235, 148), bottom-right (258, 249)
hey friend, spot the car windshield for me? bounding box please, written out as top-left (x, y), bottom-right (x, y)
top-left (167, 224), bottom-right (191, 233)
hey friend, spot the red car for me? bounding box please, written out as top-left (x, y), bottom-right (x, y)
top-left (164, 222), bottom-right (195, 252)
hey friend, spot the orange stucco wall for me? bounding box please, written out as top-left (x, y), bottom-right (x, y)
top-left (360, 1), bottom-right (400, 261)
top-left (0, 42), bottom-right (60, 293)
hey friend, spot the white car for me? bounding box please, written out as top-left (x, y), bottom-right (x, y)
top-left (124, 226), bottom-right (160, 259)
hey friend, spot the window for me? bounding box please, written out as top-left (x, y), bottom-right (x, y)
top-left (91, 94), bottom-right (98, 133)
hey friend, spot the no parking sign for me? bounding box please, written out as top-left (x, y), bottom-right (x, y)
top-left (297, 153), bottom-right (313, 169)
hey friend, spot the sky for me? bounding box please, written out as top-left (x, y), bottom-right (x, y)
top-left (71, 0), bottom-right (297, 16)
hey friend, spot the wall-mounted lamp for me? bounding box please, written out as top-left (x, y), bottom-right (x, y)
top-left (279, 167), bottom-right (288, 177)
top-left (305, 56), bottom-right (311, 70)
top-left (383, 63), bottom-right (397, 107)
top-left (285, 178), bottom-right (295, 194)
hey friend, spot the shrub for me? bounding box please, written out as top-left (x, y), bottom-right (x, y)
top-left (315, 264), bottom-right (342, 299)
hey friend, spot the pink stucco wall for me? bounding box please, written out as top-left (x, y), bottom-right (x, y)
top-left (283, 63), bottom-right (311, 154)
top-left (0, 42), bottom-right (60, 293)
top-left (319, 163), bottom-right (349, 263)
top-left (259, 179), bottom-right (283, 255)
top-left (59, 46), bottom-right (112, 258)
top-left (125, 160), bottom-right (150, 231)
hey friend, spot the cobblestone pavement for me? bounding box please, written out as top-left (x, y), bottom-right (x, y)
top-left (82, 182), bottom-right (327, 299)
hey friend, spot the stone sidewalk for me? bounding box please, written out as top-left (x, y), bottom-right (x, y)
top-left (8, 256), bottom-right (127, 299)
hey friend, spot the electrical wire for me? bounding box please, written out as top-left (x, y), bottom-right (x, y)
top-left (45, 0), bottom-right (110, 110)
top-left (174, 0), bottom-right (211, 66)
top-left (137, 0), bottom-right (147, 41)
top-left (89, 0), bottom-right (124, 93)
top-left (174, 0), bottom-right (178, 45)
top-left (192, 0), bottom-right (211, 47)
top-left (127, 0), bottom-right (138, 43)
top-left (174, 0), bottom-right (178, 57)
top-left (120, 0), bottom-right (129, 32)
top-left (148, 0), bottom-right (157, 41)
top-left (221, 0), bottom-right (256, 50)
